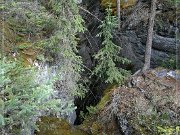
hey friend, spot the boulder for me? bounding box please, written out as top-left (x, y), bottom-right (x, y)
top-left (79, 69), bottom-right (180, 135)
top-left (36, 116), bottom-right (87, 135)
top-left (113, 31), bottom-right (178, 71)
top-left (98, 69), bottom-right (180, 134)
top-left (140, 34), bottom-right (177, 54)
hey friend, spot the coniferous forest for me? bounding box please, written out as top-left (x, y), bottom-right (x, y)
top-left (0, 0), bottom-right (180, 135)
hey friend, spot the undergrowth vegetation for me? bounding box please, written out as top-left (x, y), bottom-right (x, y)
top-left (0, 0), bottom-right (178, 135)
top-left (136, 110), bottom-right (179, 135)
top-left (0, 59), bottom-right (75, 134)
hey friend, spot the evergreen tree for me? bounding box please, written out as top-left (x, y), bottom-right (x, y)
top-left (47, 0), bottom-right (87, 97)
top-left (0, 59), bottom-right (74, 135)
top-left (0, 1), bottom-right (87, 134)
top-left (93, 7), bottom-right (130, 84)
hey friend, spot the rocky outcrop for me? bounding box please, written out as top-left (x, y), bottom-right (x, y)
top-left (109, 69), bottom-right (180, 134)
top-left (36, 116), bottom-right (87, 135)
top-left (79, 69), bottom-right (180, 135)
top-left (79, 0), bottom-right (178, 72)
top-left (140, 34), bottom-right (177, 53)
top-left (119, 0), bottom-right (178, 71)
top-left (113, 31), bottom-right (178, 71)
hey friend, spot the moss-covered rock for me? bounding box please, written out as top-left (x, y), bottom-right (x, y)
top-left (0, 19), bottom-right (16, 53)
top-left (78, 69), bottom-right (180, 135)
top-left (0, 1), bottom-right (56, 65)
top-left (78, 85), bottom-right (120, 135)
top-left (36, 116), bottom-right (88, 135)
top-left (0, 17), bottom-right (45, 66)
top-left (101, 0), bottom-right (137, 9)
top-left (96, 84), bottom-right (116, 111)
top-left (100, 69), bottom-right (180, 134)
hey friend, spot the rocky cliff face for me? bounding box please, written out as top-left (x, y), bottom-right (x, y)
top-left (79, 0), bottom-right (179, 72)
top-left (74, 0), bottom-right (179, 127)
top-left (1, 0), bottom-right (178, 73)
top-left (34, 68), bottom-right (180, 135)
top-left (1, 1), bottom-right (179, 134)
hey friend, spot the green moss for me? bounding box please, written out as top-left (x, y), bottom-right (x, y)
top-left (15, 35), bottom-right (24, 42)
top-left (96, 84), bottom-right (116, 110)
top-left (78, 116), bottom-right (103, 135)
top-left (157, 126), bottom-right (180, 135)
top-left (96, 93), bottom-right (110, 110)
top-left (91, 121), bottom-right (103, 135)
top-left (0, 20), bottom-right (16, 54)
top-left (101, 0), bottom-right (137, 9)
top-left (79, 85), bottom-right (118, 135)
top-left (36, 116), bottom-right (87, 135)
top-left (16, 42), bottom-right (32, 50)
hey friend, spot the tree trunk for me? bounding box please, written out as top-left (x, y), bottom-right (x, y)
top-left (116, 0), bottom-right (121, 29)
top-left (142, 0), bottom-right (157, 71)
top-left (177, 32), bottom-right (180, 69)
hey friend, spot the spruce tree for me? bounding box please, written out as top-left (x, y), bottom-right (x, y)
top-left (48, 0), bottom-right (87, 97)
top-left (0, 0), bottom-right (87, 134)
top-left (0, 59), bottom-right (72, 135)
top-left (93, 7), bottom-right (130, 84)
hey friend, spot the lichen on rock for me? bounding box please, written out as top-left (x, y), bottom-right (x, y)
top-left (78, 69), bottom-right (180, 135)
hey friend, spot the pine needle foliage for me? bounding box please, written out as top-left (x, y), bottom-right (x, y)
top-left (1, 1), bottom-right (56, 39)
top-left (93, 7), bottom-right (130, 84)
top-left (48, 0), bottom-right (87, 98)
top-left (0, 59), bottom-right (75, 135)
top-left (1, 0), bottom-right (87, 98)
